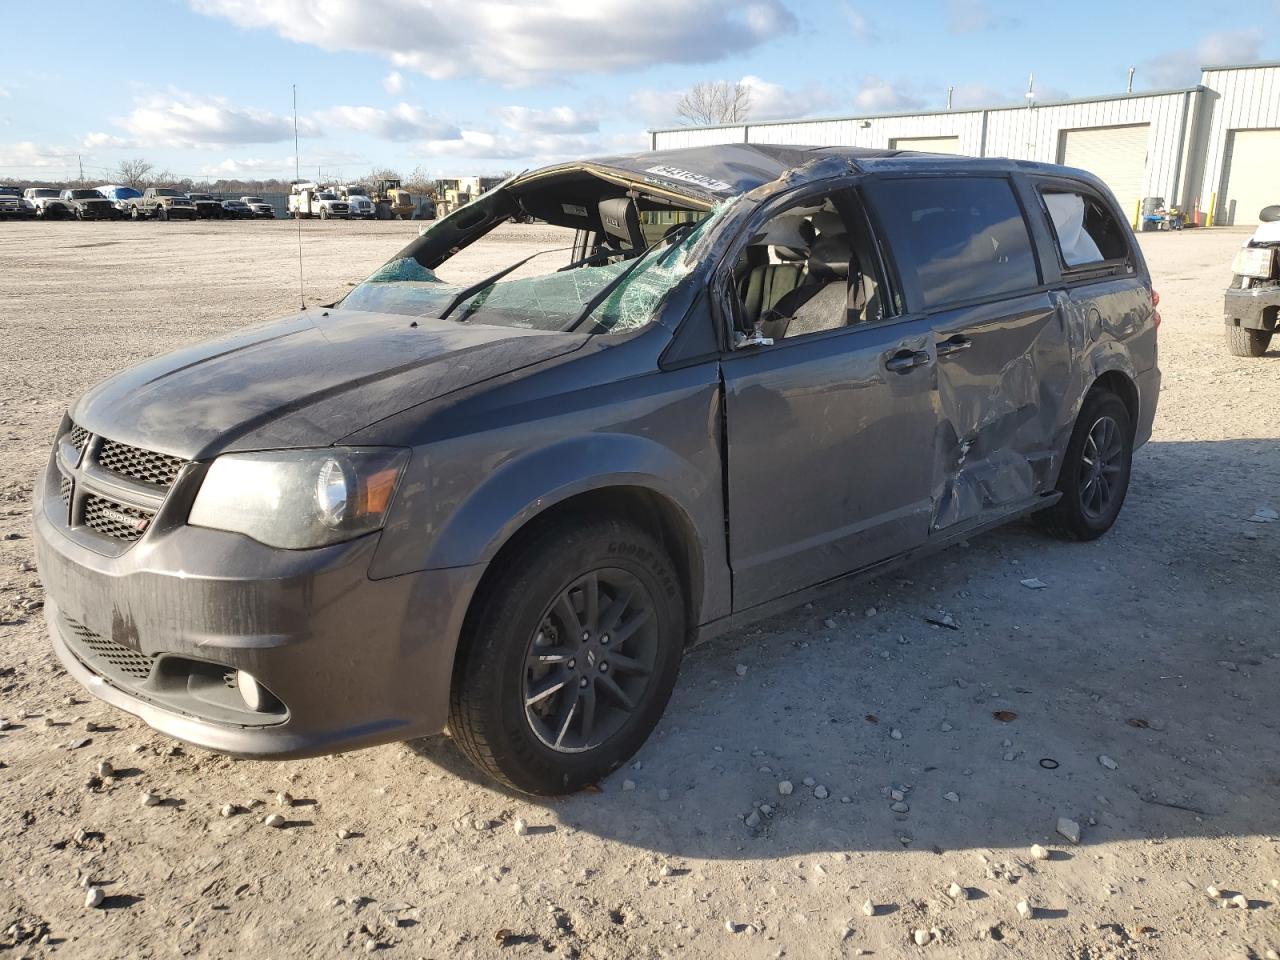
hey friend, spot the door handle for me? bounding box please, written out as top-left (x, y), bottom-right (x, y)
top-left (885, 349), bottom-right (931, 373)
top-left (936, 335), bottom-right (973, 357)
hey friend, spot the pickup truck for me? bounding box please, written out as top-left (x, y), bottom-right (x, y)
top-left (187, 193), bottom-right (226, 219)
top-left (1225, 204), bottom-right (1280, 357)
top-left (128, 188), bottom-right (197, 221)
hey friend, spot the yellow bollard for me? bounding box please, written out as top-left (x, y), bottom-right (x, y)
top-left (1207, 192), bottom-right (1216, 228)
top-left (1133, 199), bottom-right (1141, 230)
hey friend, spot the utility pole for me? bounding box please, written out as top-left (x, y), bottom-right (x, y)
top-left (78, 154), bottom-right (84, 182)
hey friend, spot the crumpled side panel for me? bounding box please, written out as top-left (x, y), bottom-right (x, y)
top-left (929, 296), bottom-right (1071, 531)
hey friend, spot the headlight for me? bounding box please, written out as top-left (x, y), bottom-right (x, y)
top-left (188, 447), bottom-right (408, 549)
top-left (1232, 246), bottom-right (1276, 279)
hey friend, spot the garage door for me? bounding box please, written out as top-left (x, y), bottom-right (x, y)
top-left (890, 136), bottom-right (963, 154)
top-left (1220, 129), bottom-right (1280, 225)
top-left (1057, 124), bottom-right (1149, 225)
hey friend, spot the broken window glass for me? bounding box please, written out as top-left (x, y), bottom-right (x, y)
top-left (340, 204), bottom-right (725, 334)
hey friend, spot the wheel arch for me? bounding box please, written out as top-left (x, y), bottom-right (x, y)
top-left (1089, 368), bottom-right (1139, 437)
top-left (458, 484), bottom-right (705, 658)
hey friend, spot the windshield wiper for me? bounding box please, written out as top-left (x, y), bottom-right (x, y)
top-left (436, 245), bottom-right (575, 322)
top-left (565, 222), bottom-right (698, 333)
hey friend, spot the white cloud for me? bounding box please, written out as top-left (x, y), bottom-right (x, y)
top-left (627, 87), bottom-right (684, 127)
top-left (0, 86), bottom-right (10, 98)
top-left (416, 129), bottom-right (606, 166)
top-left (325, 102), bottom-right (458, 141)
top-left (739, 75), bottom-right (834, 121)
top-left (494, 105), bottom-right (599, 135)
top-left (843, 5), bottom-right (877, 42)
top-left (191, 0), bottom-right (797, 83)
top-left (82, 131), bottom-right (136, 149)
top-left (197, 157), bottom-right (294, 177)
top-left (121, 90), bottom-right (306, 147)
top-left (945, 0), bottom-right (1017, 34)
top-left (0, 141), bottom-right (79, 169)
top-left (628, 77), bottom-right (832, 127)
top-left (853, 76), bottom-right (925, 113)
top-left (382, 71), bottom-right (404, 95)
top-left (1145, 29), bottom-right (1264, 87)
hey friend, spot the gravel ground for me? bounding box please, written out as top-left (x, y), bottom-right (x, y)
top-left (0, 220), bottom-right (1277, 960)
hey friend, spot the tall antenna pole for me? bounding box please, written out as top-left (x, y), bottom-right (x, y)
top-left (1127, 66), bottom-right (1135, 93)
top-left (293, 84), bottom-right (306, 310)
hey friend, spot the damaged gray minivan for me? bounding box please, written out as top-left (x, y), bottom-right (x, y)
top-left (35, 144), bottom-right (1160, 795)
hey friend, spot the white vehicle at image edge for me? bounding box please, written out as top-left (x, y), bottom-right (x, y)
top-left (1224, 203), bottom-right (1280, 357)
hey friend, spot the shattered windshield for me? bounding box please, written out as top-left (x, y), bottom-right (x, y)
top-left (340, 207), bottom-right (722, 334)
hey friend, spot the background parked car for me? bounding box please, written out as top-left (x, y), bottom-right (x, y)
top-left (60, 188), bottom-right (119, 221)
top-left (129, 188), bottom-right (196, 220)
top-left (24, 188), bottom-right (73, 219)
top-left (239, 196), bottom-right (275, 218)
top-left (187, 193), bottom-right (225, 219)
top-left (219, 198), bottom-right (253, 219)
top-left (96, 185), bottom-right (143, 217)
top-left (0, 185), bottom-right (37, 219)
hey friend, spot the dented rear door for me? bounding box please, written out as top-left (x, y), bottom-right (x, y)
top-left (864, 174), bottom-right (1068, 531)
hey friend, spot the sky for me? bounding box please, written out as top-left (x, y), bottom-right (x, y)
top-left (1, 0), bottom-right (1277, 184)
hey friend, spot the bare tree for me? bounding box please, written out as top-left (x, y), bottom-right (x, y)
top-left (367, 167), bottom-right (402, 184)
top-left (114, 158), bottom-right (154, 189)
top-left (675, 81), bottom-right (752, 126)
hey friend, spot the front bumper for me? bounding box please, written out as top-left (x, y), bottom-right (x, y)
top-left (77, 206), bottom-right (117, 220)
top-left (34, 450), bottom-right (484, 758)
top-left (1225, 283), bottom-right (1280, 332)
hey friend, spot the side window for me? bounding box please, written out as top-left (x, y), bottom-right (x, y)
top-left (730, 191), bottom-right (886, 342)
top-left (868, 177), bottom-right (1040, 310)
top-left (1041, 188), bottom-right (1130, 268)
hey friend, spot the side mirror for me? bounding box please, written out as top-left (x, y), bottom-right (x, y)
top-left (1260, 205), bottom-right (1280, 223)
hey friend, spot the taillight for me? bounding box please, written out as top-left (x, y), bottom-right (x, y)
top-left (1151, 289), bottom-right (1161, 331)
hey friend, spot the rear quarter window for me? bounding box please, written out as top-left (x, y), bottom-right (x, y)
top-left (1040, 188), bottom-right (1131, 268)
top-left (868, 176), bottom-right (1040, 310)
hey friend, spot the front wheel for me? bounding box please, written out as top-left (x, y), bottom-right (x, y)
top-left (449, 516), bottom-right (686, 795)
top-left (1225, 326), bottom-right (1272, 357)
top-left (1037, 390), bottom-right (1133, 541)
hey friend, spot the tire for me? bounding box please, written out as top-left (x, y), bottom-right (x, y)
top-left (1037, 390), bottom-right (1133, 541)
top-left (130, 206), bottom-right (141, 221)
top-left (157, 206), bottom-right (168, 221)
top-left (449, 515), bottom-right (686, 795)
top-left (1225, 326), bottom-right (1272, 357)
top-left (320, 207), bottom-right (329, 220)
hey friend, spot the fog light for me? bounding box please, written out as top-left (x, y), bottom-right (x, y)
top-left (236, 670), bottom-right (277, 712)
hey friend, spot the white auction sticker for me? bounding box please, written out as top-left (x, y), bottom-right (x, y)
top-left (644, 165), bottom-right (734, 193)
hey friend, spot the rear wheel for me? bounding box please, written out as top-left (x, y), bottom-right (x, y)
top-left (1037, 390), bottom-right (1133, 541)
top-left (449, 516), bottom-right (686, 795)
top-left (1225, 325), bottom-right (1272, 357)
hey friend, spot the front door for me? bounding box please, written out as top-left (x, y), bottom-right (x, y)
top-left (720, 185), bottom-right (939, 607)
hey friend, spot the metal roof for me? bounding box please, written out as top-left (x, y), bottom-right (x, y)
top-left (648, 86), bottom-right (1204, 135)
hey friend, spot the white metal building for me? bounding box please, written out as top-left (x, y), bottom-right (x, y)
top-left (650, 62), bottom-right (1280, 226)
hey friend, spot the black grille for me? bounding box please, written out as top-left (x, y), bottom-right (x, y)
top-left (69, 424), bottom-right (89, 453)
top-left (63, 617), bottom-right (156, 681)
top-left (97, 439), bottom-right (185, 488)
top-left (83, 493), bottom-right (154, 541)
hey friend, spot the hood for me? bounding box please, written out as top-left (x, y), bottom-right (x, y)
top-left (1249, 220), bottom-right (1280, 244)
top-left (72, 309), bottom-right (588, 460)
